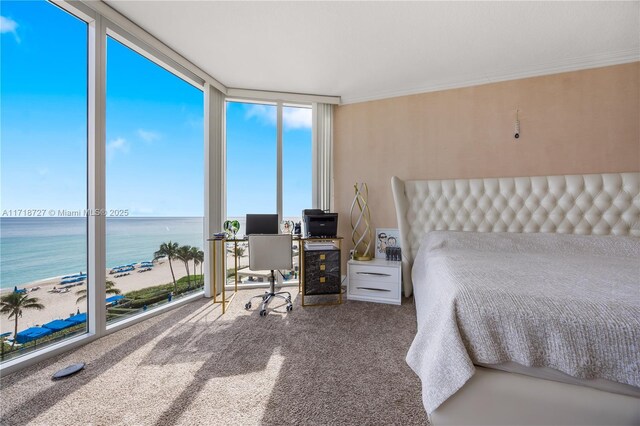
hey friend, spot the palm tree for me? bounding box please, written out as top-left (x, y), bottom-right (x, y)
top-left (190, 247), bottom-right (204, 285)
top-left (196, 249), bottom-right (204, 284)
top-left (0, 292), bottom-right (45, 348)
top-left (75, 280), bottom-right (121, 304)
top-left (155, 241), bottom-right (179, 291)
top-left (175, 245), bottom-right (193, 288)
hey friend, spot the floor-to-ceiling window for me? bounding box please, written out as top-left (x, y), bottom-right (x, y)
top-left (282, 105), bottom-right (312, 286)
top-left (0, 0), bottom-right (326, 370)
top-left (0, 0), bottom-right (89, 361)
top-left (282, 105), bottom-right (313, 220)
top-left (105, 36), bottom-right (204, 325)
top-left (226, 102), bottom-right (277, 227)
top-left (225, 101), bottom-right (312, 286)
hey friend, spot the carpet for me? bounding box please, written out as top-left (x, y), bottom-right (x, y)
top-left (0, 290), bottom-right (429, 425)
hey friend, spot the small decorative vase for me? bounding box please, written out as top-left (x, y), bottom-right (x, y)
top-left (350, 182), bottom-right (373, 260)
top-left (223, 220), bottom-right (240, 239)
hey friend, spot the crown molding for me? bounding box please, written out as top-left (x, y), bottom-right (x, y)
top-left (340, 49), bottom-right (640, 105)
top-left (227, 88), bottom-right (341, 105)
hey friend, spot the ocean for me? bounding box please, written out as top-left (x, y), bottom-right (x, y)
top-left (0, 217), bottom-right (205, 289)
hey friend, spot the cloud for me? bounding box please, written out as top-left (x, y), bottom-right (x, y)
top-left (0, 16), bottom-right (20, 43)
top-left (283, 107), bottom-right (312, 129)
top-left (107, 137), bottom-right (129, 160)
top-left (245, 104), bottom-right (276, 126)
top-left (245, 104), bottom-right (312, 130)
top-left (137, 129), bottom-right (161, 143)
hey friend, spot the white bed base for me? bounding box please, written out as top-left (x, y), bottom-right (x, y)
top-left (432, 367), bottom-right (640, 426)
top-left (391, 172), bottom-right (640, 426)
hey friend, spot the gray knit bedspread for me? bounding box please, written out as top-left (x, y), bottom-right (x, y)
top-left (406, 231), bottom-right (640, 414)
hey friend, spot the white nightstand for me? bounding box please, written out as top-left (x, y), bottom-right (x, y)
top-left (347, 258), bottom-right (402, 305)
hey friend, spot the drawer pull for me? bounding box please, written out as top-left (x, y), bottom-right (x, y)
top-left (356, 287), bottom-right (391, 292)
top-left (356, 272), bottom-right (391, 277)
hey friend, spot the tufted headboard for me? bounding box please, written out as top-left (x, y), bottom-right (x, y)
top-left (391, 172), bottom-right (640, 297)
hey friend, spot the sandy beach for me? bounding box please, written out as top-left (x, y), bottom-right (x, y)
top-left (0, 260), bottom-right (193, 335)
top-left (0, 247), bottom-right (284, 336)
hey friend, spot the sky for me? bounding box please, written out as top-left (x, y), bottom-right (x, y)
top-left (1, 0), bottom-right (312, 219)
top-left (226, 102), bottom-right (312, 218)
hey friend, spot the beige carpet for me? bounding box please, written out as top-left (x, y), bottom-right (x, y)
top-left (0, 290), bottom-right (428, 425)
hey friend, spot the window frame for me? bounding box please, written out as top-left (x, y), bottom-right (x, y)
top-left (103, 30), bottom-right (206, 329)
top-left (0, 0), bottom-right (210, 374)
top-left (0, 0), bottom-right (93, 364)
top-left (1, 0), bottom-right (332, 375)
top-left (223, 99), bottom-right (314, 290)
top-left (224, 98), bottom-right (315, 223)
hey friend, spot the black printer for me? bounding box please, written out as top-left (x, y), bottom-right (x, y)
top-left (302, 209), bottom-right (338, 237)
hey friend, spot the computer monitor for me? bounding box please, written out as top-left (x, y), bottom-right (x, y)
top-left (245, 214), bottom-right (279, 235)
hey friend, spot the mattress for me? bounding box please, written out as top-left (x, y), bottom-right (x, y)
top-left (406, 231), bottom-right (640, 414)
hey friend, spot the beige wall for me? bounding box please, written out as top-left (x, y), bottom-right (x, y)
top-left (334, 62), bottom-right (640, 262)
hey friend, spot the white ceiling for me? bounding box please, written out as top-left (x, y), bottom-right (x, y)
top-left (104, 1), bottom-right (639, 104)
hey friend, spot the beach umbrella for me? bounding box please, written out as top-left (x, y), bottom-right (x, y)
top-left (66, 313), bottom-right (87, 325)
top-left (15, 327), bottom-right (53, 344)
top-left (105, 295), bottom-right (125, 306)
top-left (42, 319), bottom-right (75, 332)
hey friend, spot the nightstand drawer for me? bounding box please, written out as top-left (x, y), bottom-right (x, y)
top-left (347, 259), bottom-right (402, 305)
top-left (349, 264), bottom-right (399, 284)
top-left (348, 277), bottom-right (400, 300)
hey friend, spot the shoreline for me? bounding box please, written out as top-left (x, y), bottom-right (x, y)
top-left (0, 260), bottom-right (194, 335)
top-left (0, 259), bottom-right (170, 295)
top-left (0, 253), bottom-right (248, 335)
top-left (0, 275), bottom-right (70, 294)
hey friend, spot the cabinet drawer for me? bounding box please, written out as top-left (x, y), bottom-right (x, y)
top-left (304, 249), bottom-right (341, 296)
top-left (349, 264), bottom-right (399, 284)
top-left (348, 277), bottom-right (400, 300)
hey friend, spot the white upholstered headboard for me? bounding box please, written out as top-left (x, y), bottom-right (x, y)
top-left (391, 172), bottom-right (640, 297)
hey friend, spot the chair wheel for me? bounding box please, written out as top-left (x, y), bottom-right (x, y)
top-left (245, 302), bottom-right (251, 310)
top-left (286, 304), bottom-right (293, 312)
top-left (259, 310), bottom-right (267, 317)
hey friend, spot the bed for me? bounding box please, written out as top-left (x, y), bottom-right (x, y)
top-left (391, 172), bottom-right (640, 425)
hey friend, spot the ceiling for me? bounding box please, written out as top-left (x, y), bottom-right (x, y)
top-left (104, 1), bottom-right (640, 104)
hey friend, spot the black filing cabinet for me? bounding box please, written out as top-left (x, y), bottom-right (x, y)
top-left (303, 249), bottom-right (341, 295)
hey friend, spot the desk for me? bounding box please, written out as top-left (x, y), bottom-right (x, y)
top-left (207, 237), bottom-right (237, 314)
top-left (208, 235), bottom-right (343, 313)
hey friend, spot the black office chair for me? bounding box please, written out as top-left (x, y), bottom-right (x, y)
top-left (244, 234), bottom-right (294, 316)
